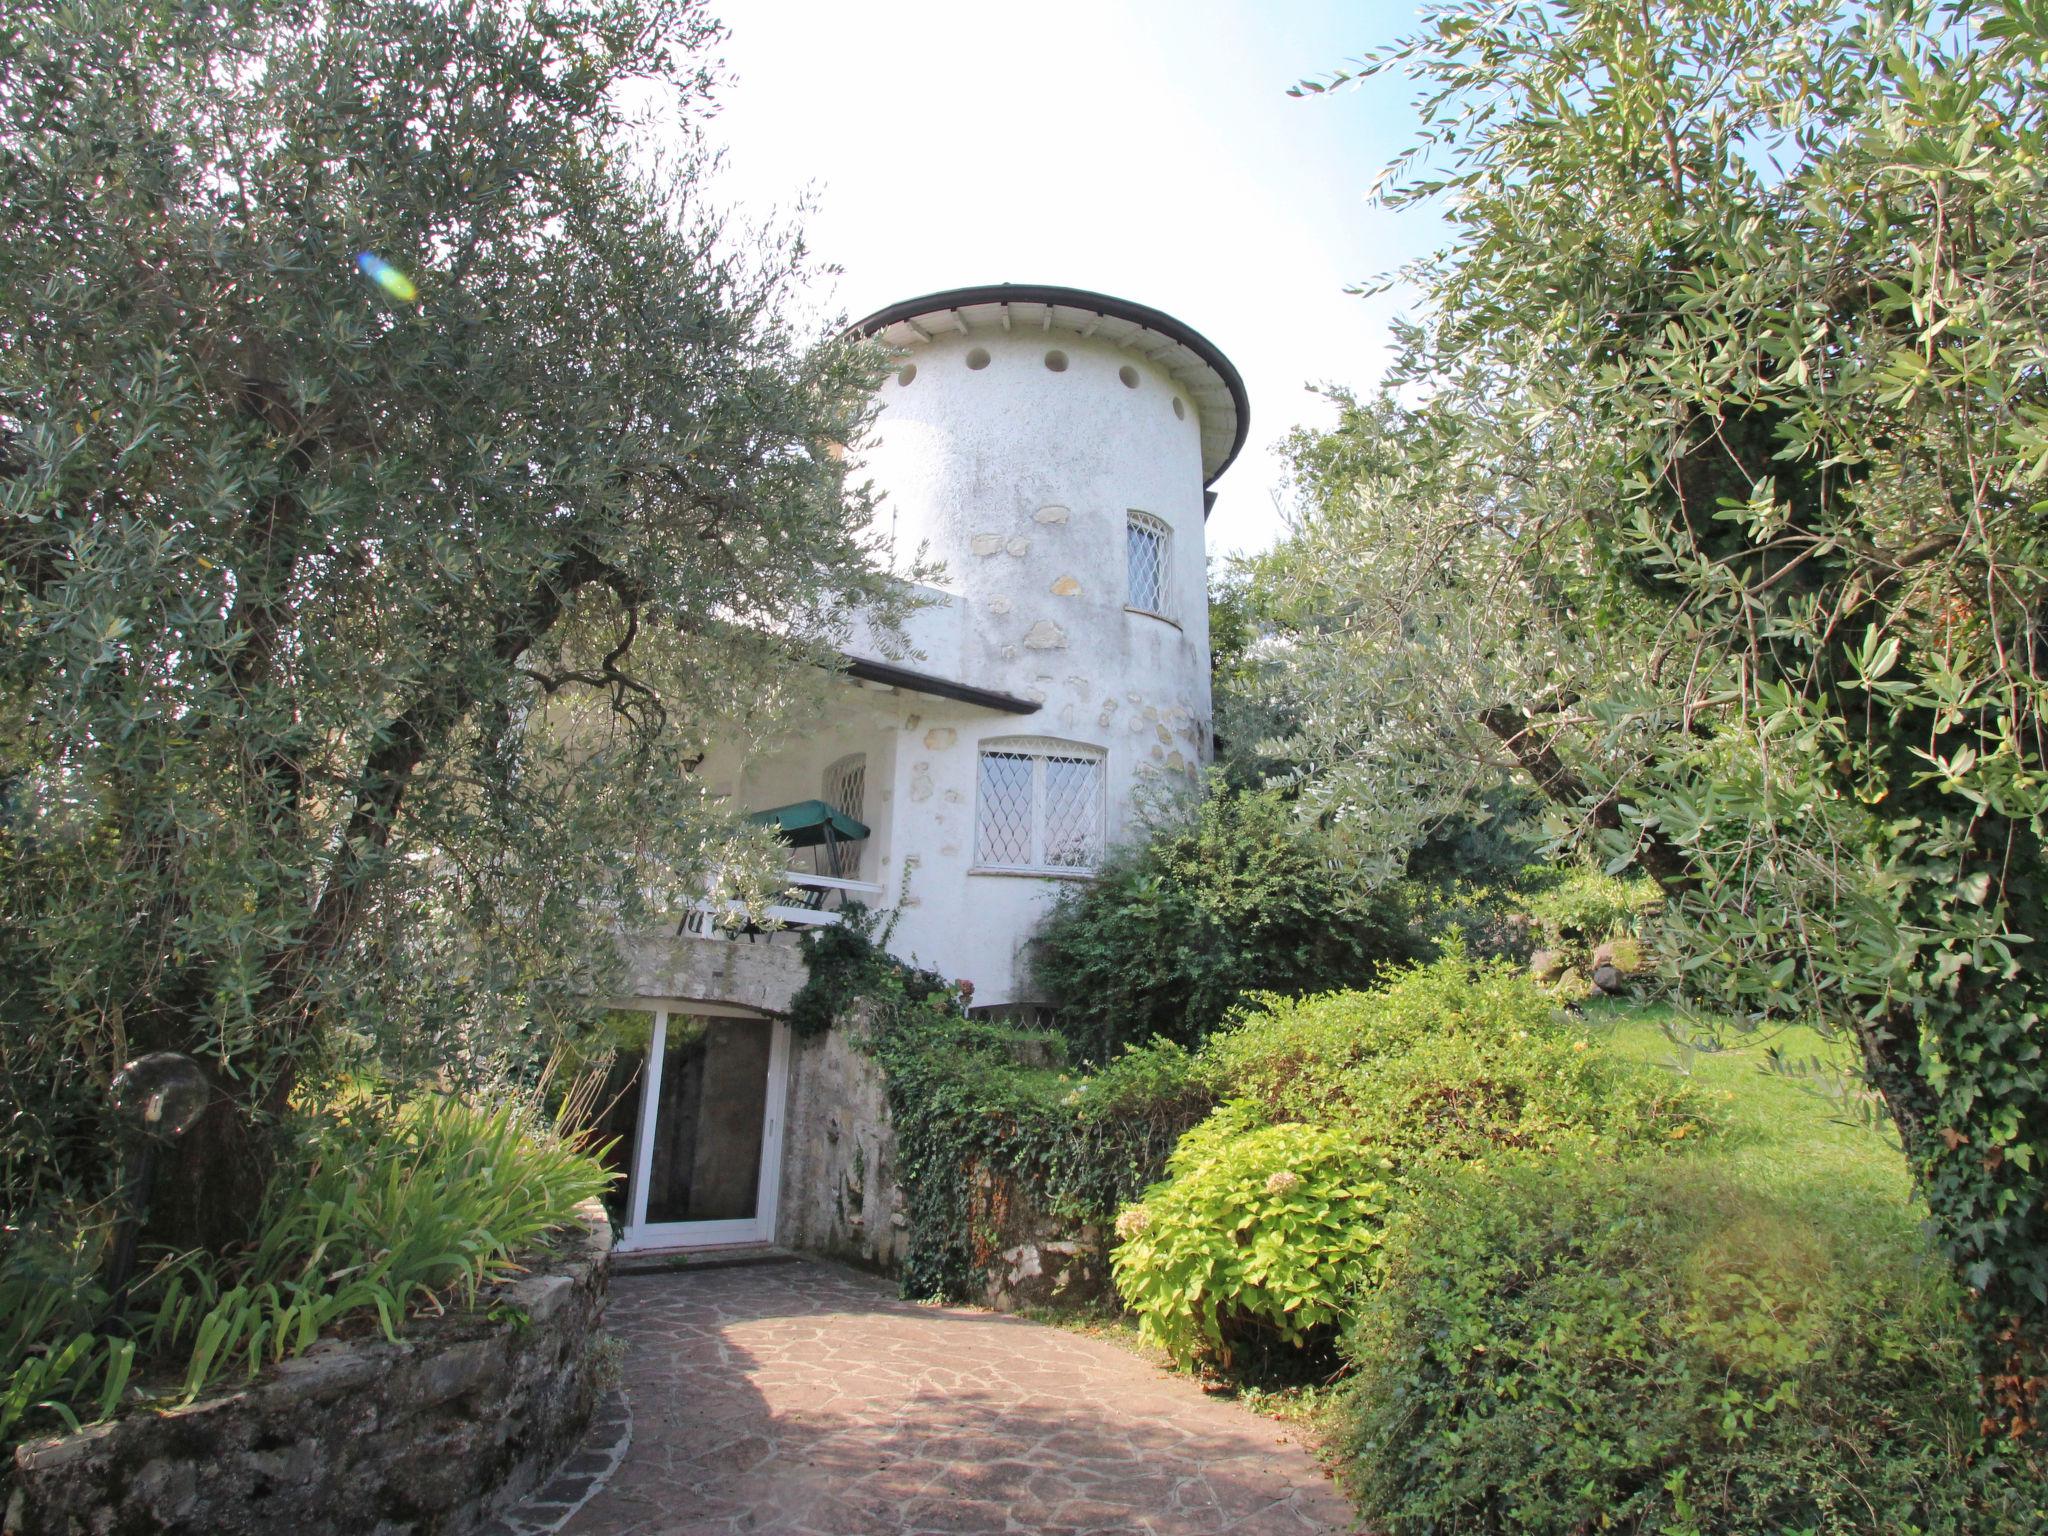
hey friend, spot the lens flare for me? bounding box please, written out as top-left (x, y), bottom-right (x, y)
top-left (355, 252), bottom-right (418, 303)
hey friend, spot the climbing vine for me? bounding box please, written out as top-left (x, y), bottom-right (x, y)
top-left (792, 908), bottom-right (1211, 1301)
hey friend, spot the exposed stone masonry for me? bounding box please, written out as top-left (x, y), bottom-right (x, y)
top-left (7, 1202), bottom-right (613, 1536)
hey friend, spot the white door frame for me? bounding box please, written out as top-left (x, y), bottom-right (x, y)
top-left (612, 1004), bottom-right (790, 1253)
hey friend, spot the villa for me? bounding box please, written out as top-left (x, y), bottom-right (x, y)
top-left (595, 283), bottom-right (1248, 1262)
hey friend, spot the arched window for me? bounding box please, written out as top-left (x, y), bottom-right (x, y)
top-left (822, 753), bottom-right (866, 880)
top-left (975, 738), bottom-right (1105, 874)
top-left (1126, 511), bottom-right (1171, 617)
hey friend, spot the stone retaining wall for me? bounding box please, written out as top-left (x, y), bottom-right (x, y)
top-left (777, 1016), bottom-right (913, 1274)
top-left (777, 1016), bottom-right (1111, 1312)
top-left (6, 1199), bottom-right (612, 1536)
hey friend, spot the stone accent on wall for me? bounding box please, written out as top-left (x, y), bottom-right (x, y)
top-left (616, 931), bottom-right (807, 1017)
top-left (774, 1016), bottom-right (1111, 1314)
top-left (7, 1202), bottom-right (614, 1536)
top-left (776, 1013), bottom-right (910, 1275)
top-left (989, 1210), bottom-right (1113, 1311)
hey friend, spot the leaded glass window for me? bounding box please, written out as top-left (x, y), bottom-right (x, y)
top-left (822, 753), bottom-right (866, 879)
top-left (1127, 511), bottom-right (1170, 616)
top-left (975, 740), bottom-right (1105, 873)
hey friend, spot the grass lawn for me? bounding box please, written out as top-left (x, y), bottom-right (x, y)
top-left (1579, 995), bottom-right (1916, 1215)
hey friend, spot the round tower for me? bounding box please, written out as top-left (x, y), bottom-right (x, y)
top-left (854, 282), bottom-right (1244, 769)
top-left (838, 284), bottom-right (1248, 1006)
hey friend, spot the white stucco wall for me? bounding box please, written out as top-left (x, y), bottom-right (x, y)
top-left (698, 302), bottom-right (1228, 1006)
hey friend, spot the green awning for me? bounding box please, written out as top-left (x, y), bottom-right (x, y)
top-left (746, 799), bottom-right (869, 849)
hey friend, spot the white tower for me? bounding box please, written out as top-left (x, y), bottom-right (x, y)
top-left (843, 285), bottom-right (1249, 1005)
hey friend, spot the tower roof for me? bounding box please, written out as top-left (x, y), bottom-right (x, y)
top-left (849, 284), bottom-right (1250, 487)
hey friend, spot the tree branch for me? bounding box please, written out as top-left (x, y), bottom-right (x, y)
top-left (1479, 705), bottom-right (1698, 893)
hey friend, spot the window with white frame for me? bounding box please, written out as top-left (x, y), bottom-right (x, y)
top-left (975, 739), bottom-right (1105, 873)
top-left (1126, 511), bottom-right (1170, 616)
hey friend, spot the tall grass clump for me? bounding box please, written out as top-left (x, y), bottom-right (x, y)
top-left (2, 1096), bottom-right (608, 1470)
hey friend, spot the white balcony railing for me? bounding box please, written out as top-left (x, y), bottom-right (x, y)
top-left (678, 870), bottom-right (886, 939)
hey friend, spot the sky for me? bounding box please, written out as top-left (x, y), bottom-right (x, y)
top-left (694, 0), bottom-right (1445, 558)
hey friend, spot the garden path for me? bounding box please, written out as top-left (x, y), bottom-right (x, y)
top-left (552, 1259), bottom-right (1353, 1536)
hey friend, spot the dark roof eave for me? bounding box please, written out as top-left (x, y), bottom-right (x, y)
top-left (839, 654), bottom-right (1042, 715)
top-left (847, 283), bottom-right (1250, 488)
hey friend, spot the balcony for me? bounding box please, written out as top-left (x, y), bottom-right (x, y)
top-left (678, 870), bottom-right (887, 940)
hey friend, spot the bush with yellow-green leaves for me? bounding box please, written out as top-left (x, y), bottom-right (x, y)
top-left (1111, 957), bottom-right (1709, 1369)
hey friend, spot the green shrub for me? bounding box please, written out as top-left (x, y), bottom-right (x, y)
top-left (1518, 864), bottom-right (1661, 953)
top-left (1339, 1157), bottom-right (2047, 1536)
top-left (1, 1096), bottom-right (608, 1464)
top-left (168, 1096), bottom-right (612, 1396)
top-left (1201, 956), bottom-right (1706, 1165)
top-left (788, 902), bottom-right (961, 1040)
top-left (785, 907), bottom-right (1219, 1304)
top-left (1112, 1113), bottom-right (1392, 1370)
top-left (874, 1014), bottom-right (1214, 1302)
top-left (1199, 955), bottom-right (1565, 1120)
top-left (1031, 781), bottom-right (1423, 1061)
top-left (1112, 958), bottom-right (1712, 1371)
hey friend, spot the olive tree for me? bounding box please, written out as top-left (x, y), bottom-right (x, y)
top-left (0, 0), bottom-right (903, 1249)
top-left (1272, 0), bottom-right (2048, 1432)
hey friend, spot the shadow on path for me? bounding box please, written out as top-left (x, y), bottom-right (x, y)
top-left (561, 1259), bottom-right (1354, 1536)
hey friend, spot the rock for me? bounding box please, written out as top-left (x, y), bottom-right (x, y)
top-left (1529, 948), bottom-right (1565, 983)
top-left (1591, 963), bottom-right (1625, 994)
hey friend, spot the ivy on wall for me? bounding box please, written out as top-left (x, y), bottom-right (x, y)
top-left (791, 906), bottom-right (1212, 1301)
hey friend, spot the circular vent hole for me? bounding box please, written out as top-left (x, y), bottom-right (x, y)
top-left (1043, 349), bottom-right (1068, 373)
top-left (966, 347), bottom-right (991, 371)
top-left (897, 364), bottom-right (917, 387)
top-left (1118, 364), bottom-right (1140, 389)
top-left (1172, 396), bottom-right (1186, 420)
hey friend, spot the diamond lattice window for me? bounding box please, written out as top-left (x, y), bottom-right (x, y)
top-left (1126, 512), bottom-right (1170, 616)
top-left (822, 753), bottom-right (867, 879)
top-left (976, 741), bottom-right (1104, 873)
top-left (976, 752), bottom-right (1035, 867)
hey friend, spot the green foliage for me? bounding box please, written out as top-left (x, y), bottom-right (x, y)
top-left (791, 907), bottom-right (1213, 1302)
top-left (1032, 780), bottom-right (1423, 1061)
top-left (0, 1096), bottom-right (607, 1466)
top-left (878, 1019), bottom-right (1212, 1304)
top-left (1339, 1157), bottom-right (2048, 1536)
top-left (1202, 955), bottom-right (1701, 1158)
top-left (165, 1097), bottom-right (611, 1395)
top-left (1263, 0), bottom-right (2048, 1415)
top-left (1110, 1115), bottom-right (1391, 1370)
top-left (0, 1225), bottom-right (154, 1450)
top-left (0, 0), bottom-right (903, 1247)
top-left (1516, 865), bottom-right (1661, 952)
top-left (1113, 959), bottom-right (1711, 1369)
top-left (787, 903), bottom-right (956, 1040)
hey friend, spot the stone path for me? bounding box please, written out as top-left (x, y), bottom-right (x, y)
top-left (558, 1259), bottom-right (1355, 1536)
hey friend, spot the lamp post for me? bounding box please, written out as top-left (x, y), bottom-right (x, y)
top-left (103, 1052), bottom-right (210, 1322)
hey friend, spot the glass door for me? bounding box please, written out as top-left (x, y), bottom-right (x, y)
top-left (615, 1009), bottom-right (789, 1251)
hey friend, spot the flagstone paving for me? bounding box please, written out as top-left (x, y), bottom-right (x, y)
top-left (557, 1258), bottom-right (1354, 1536)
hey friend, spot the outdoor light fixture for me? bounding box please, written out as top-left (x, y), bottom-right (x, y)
top-left (111, 1052), bottom-right (211, 1142)
top-left (103, 1051), bottom-right (211, 1319)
